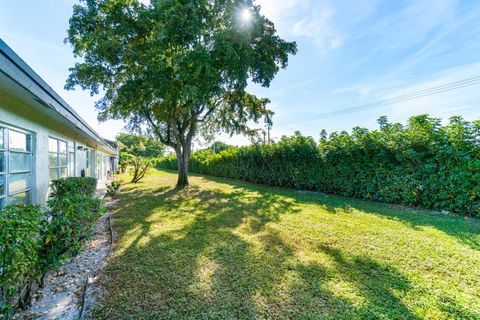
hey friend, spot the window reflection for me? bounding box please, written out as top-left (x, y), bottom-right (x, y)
top-left (0, 152), bottom-right (5, 173)
top-left (49, 138), bottom-right (57, 153)
top-left (8, 191), bottom-right (31, 205)
top-left (9, 130), bottom-right (31, 152)
top-left (59, 141), bottom-right (67, 154)
top-left (48, 137), bottom-right (70, 181)
top-left (9, 173), bottom-right (30, 194)
top-left (9, 152), bottom-right (32, 173)
top-left (0, 128), bottom-right (4, 150)
top-left (0, 175), bottom-right (5, 195)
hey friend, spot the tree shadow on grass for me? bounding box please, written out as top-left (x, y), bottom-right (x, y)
top-left (305, 193), bottom-right (480, 250)
top-left (96, 177), bottom-right (422, 319)
top-left (195, 173), bottom-right (480, 250)
top-left (101, 185), bottom-right (295, 318)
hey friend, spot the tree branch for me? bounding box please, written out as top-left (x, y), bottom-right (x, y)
top-left (145, 112), bottom-right (177, 149)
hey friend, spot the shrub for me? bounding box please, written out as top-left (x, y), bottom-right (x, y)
top-left (155, 154), bottom-right (178, 171)
top-left (0, 177), bottom-right (105, 316)
top-left (0, 205), bottom-right (43, 316)
top-left (40, 176), bottom-right (103, 279)
top-left (157, 115), bottom-right (480, 217)
top-left (106, 180), bottom-right (122, 196)
top-left (50, 177), bottom-right (97, 198)
top-left (38, 194), bottom-right (104, 273)
top-left (130, 157), bottom-right (152, 183)
top-left (119, 152), bottom-right (135, 174)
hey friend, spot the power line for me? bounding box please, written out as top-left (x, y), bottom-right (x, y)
top-left (327, 77), bottom-right (480, 116)
top-left (323, 81), bottom-right (480, 117)
top-left (281, 76), bottom-right (480, 125)
top-left (292, 77), bottom-right (480, 121)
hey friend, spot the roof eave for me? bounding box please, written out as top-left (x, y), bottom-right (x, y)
top-left (0, 39), bottom-right (116, 155)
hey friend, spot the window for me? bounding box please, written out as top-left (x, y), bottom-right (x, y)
top-left (69, 143), bottom-right (76, 177)
top-left (49, 137), bottom-right (68, 181)
top-left (0, 129), bottom-right (5, 207)
top-left (86, 149), bottom-right (91, 177)
top-left (96, 153), bottom-right (101, 179)
top-left (0, 127), bottom-right (33, 208)
top-left (103, 155), bottom-right (109, 177)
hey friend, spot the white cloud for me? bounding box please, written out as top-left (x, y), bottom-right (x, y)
top-left (255, 0), bottom-right (309, 23)
top-left (255, 0), bottom-right (345, 52)
top-left (254, 0), bottom-right (383, 53)
top-left (292, 6), bottom-right (344, 51)
top-left (374, 0), bottom-right (456, 53)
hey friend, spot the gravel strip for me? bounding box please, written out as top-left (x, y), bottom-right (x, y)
top-left (13, 206), bottom-right (114, 320)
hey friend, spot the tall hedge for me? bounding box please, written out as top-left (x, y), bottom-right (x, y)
top-left (157, 115), bottom-right (480, 217)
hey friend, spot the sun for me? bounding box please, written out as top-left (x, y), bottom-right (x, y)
top-left (240, 8), bottom-right (252, 22)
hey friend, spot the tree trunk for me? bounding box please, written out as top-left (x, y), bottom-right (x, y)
top-left (175, 144), bottom-right (190, 188)
top-left (176, 156), bottom-right (188, 187)
top-left (173, 119), bottom-right (196, 188)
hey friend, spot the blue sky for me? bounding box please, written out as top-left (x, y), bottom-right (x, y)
top-left (1, 0), bottom-right (480, 146)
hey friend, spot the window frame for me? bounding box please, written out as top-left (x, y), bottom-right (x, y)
top-left (68, 142), bottom-right (76, 177)
top-left (0, 125), bottom-right (33, 208)
top-left (85, 149), bottom-right (92, 177)
top-left (0, 128), bottom-right (6, 206)
top-left (49, 137), bottom-right (72, 181)
top-left (96, 152), bottom-right (101, 179)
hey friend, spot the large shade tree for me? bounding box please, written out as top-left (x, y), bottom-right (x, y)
top-left (66, 0), bottom-right (297, 187)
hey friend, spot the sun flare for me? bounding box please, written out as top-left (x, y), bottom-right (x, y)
top-left (240, 8), bottom-right (252, 22)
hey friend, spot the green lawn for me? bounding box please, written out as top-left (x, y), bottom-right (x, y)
top-left (95, 170), bottom-right (480, 319)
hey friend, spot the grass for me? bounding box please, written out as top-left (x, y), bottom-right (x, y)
top-left (95, 170), bottom-right (480, 319)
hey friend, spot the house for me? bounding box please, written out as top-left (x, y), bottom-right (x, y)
top-left (0, 39), bottom-right (118, 209)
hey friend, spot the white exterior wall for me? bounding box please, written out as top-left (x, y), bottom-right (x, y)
top-left (0, 93), bottom-right (111, 207)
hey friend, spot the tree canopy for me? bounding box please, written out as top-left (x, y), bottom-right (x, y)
top-left (66, 0), bottom-right (297, 186)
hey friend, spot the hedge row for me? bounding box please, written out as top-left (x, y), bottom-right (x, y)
top-left (0, 177), bottom-right (104, 318)
top-left (157, 115), bottom-right (480, 217)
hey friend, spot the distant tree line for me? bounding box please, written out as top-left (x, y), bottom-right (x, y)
top-left (156, 115), bottom-right (480, 217)
top-left (116, 132), bottom-right (166, 158)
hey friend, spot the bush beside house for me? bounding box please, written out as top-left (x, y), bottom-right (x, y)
top-left (0, 205), bottom-right (43, 314)
top-left (157, 115), bottom-right (480, 217)
top-left (0, 177), bottom-right (104, 318)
